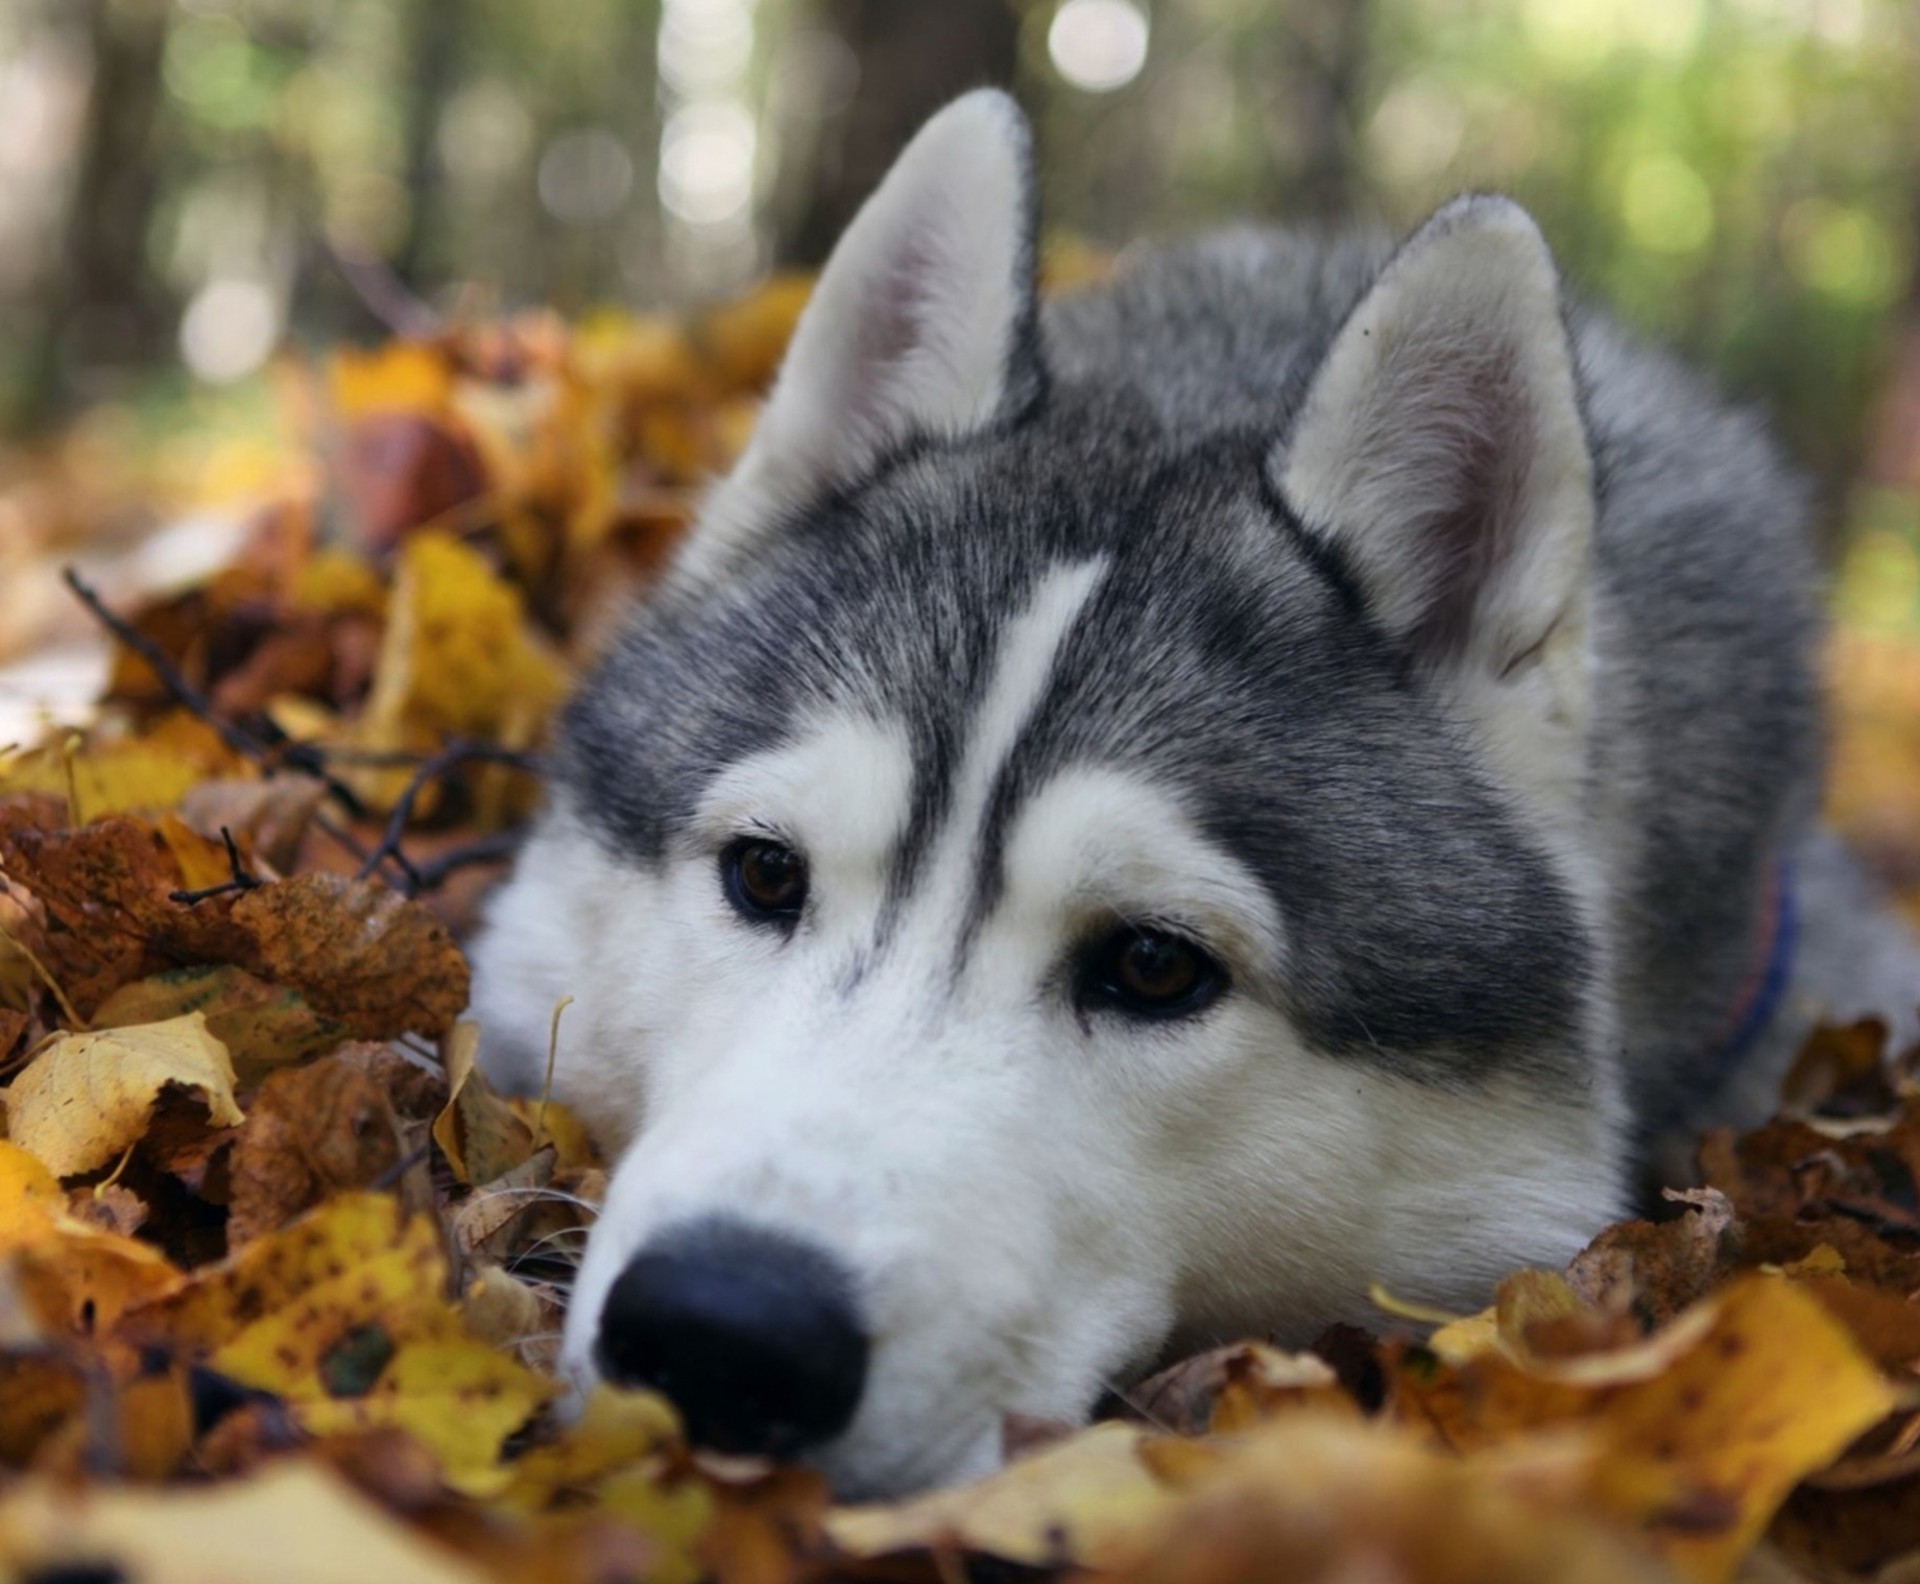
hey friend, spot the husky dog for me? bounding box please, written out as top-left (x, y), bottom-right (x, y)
top-left (471, 90), bottom-right (1920, 1496)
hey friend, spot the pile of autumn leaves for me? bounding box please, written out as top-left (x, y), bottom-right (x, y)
top-left (1, 298), bottom-right (1919, 1584)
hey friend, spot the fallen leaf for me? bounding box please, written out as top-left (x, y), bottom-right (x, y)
top-left (826, 1421), bottom-right (1172, 1569)
top-left (92, 963), bottom-right (352, 1084)
top-left (1567, 1189), bottom-right (1739, 1329)
top-left (5, 1011), bottom-right (244, 1177)
top-left (1113, 1412), bottom-right (1676, 1584)
top-left (1130, 1341), bottom-right (1356, 1435)
top-left (179, 773), bottom-right (329, 874)
top-left (226, 1053), bottom-right (404, 1245)
top-left (232, 872), bottom-right (470, 1039)
top-left (435, 1021), bottom-right (535, 1186)
top-left (0, 1141), bottom-right (182, 1334)
top-left (1393, 1275), bottom-right (1897, 1581)
top-left (126, 1191), bottom-right (552, 1486)
top-left (0, 1459), bottom-right (488, 1584)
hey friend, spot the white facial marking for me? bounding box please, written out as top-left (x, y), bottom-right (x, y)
top-left (473, 562), bottom-right (1623, 1501)
top-left (909, 558), bottom-right (1110, 933)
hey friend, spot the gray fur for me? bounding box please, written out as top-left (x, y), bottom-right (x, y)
top-left (472, 97), bottom-right (1920, 1492)
top-left (558, 223), bottom-right (1913, 1147)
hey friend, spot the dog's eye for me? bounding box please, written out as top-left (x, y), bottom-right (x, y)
top-left (1078, 926), bottom-right (1226, 1020)
top-left (722, 838), bottom-right (809, 925)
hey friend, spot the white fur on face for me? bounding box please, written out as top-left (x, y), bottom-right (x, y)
top-left (470, 556), bottom-right (1627, 1497)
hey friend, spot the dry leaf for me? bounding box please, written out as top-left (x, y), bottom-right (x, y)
top-left (92, 963), bottom-right (352, 1084)
top-left (232, 872), bottom-right (470, 1040)
top-left (226, 1053), bottom-right (404, 1244)
top-left (827, 1421), bottom-right (1172, 1569)
top-left (1111, 1412), bottom-right (1676, 1584)
top-left (0, 1459), bottom-right (488, 1584)
top-left (1393, 1275), bottom-right (1897, 1581)
top-left (435, 1021), bottom-right (535, 1187)
top-left (0, 1141), bottom-right (182, 1334)
top-left (5, 1012), bottom-right (244, 1177)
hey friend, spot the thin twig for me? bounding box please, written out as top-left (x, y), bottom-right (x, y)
top-left (355, 740), bottom-right (535, 889)
top-left (169, 826), bottom-right (265, 906)
top-left (408, 828), bottom-right (524, 894)
top-left (61, 567), bottom-right (370, 821)
top-left (61, 568), bottom-right (264, 764)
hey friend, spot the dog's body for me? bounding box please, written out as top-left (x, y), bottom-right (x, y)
top-left (471, 91), bottom-right (1920, 1497)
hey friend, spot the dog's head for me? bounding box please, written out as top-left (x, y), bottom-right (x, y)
top-left (471, 91), bottom-right (1627, 1496)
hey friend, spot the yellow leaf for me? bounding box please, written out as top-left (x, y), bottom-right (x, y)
top-left (295, 1332), bottom-right (556, 1493)
top-left (5, 1013), bottom-right (244, 1177)
top-left (291, 546), bottom-right (390, 618)
top-left (1111, 1411), bottom-right (1675, 1584)
top-left (329, 341), bottom-right (456, 420)
top-left (435, 1021), bottom-right (535, 1186)
top-left (1576, 1276), bottom-right (1896, 1582)
top-left (355, 531), bottom-right (565, 759)
top-left (128, 1191), bottom-right (440, 1354)
top-left (92, 965), bottom-right (352, 1086)
top-left (827, 1422), bottom-right (1174, 1570)
top-left (508, 1094), bottom-right (600, 1171)
top-left (1395, 1275), bottom-right (1896, 1583)
top-left (1428, 1269), bottom-right (1590, 1366)
top-left (0, 739), bottom-right (243, 824)
top-left (0, 1460), bottom-right (487, 1584)
top-left (127, 1192), bottom-right (551, 1487)
top-left (0, 1142), bottom-right (182, 1336)
top-left (501, 1384), bottom-right (683, 1512)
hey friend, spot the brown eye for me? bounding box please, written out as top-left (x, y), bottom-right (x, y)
top-left (1079, 926), bottom-right (1226, 1020)
top-left (723, 839), bottom-right (808, 925)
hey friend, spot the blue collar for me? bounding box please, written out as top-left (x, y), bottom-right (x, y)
top-left (1702, 861), bottom-right (1798, 1093)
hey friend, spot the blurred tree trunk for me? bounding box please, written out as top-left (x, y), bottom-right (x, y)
top-left (17, 0), bottom-right (172, 431)
top-left (1290, 0), bottom-right (1370, 221)
top-left (781, 0), bottom-right (1020, 267)
top-left (395, 0), bottom-right (466, 288)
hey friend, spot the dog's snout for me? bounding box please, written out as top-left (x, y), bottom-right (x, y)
top-left (593, 1219), bottom-right (869, 1458)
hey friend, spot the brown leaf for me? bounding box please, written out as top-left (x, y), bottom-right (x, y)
top-left (179, 774), bottom-right (329, 875)
top-left (1782, 1018), bottom-right (1897, 1118)
top-left (227, 1054), bottom-right (404, 1246)
top-left (66, 1182), bottom-right (150, 1239)
top-left (0, 809), bottom-right (257, 1013)
top-left (1129, 1342), bottom-right (1356, 1437)
top-left (232, 872), bottom-right (470, 1040)
top-left (93, 964), bottom-right (353, 1086)
top-left (1566, 1188), bottom-right (1739, 1329)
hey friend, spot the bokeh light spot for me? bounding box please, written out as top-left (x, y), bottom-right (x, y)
top-left (1781, 199), bottom-right (1902, 307)
top-left (659, 101), bottom-right (757, 226)
top-left (1619, 153), bottom-right (1714, 254)
top-left (1048, 0), bottom-right (1150, 93)
top-left (179, 278), bottom-right (280, 384)
top-left (537, 129), bottom-right (636, 226)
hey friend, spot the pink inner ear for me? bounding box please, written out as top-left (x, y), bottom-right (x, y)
top-left (835, 221), bottom-right (943, 443)
top-left (1398, 337), bottom-right (1535, 664)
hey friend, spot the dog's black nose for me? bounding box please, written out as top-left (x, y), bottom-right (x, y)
top-left (594, 1219), bottom-right (868, 1457)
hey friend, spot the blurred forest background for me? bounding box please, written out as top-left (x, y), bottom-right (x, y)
top-left (3, 0), bottom-right (1917, 469)
top-left (0, 0), bottom-right (1918, 878)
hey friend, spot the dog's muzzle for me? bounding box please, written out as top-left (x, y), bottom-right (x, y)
top-left (592, 1217), bottom-right (870, 1457)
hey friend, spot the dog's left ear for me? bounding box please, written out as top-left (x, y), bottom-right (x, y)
top-left (1277, 196), bottom-right (1595, 823)
top-left (681, 90), bottom-right (1042, 582)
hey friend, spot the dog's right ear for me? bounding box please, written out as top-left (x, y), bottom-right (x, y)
top-left (679, 90), bottom-right (1043, 583)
